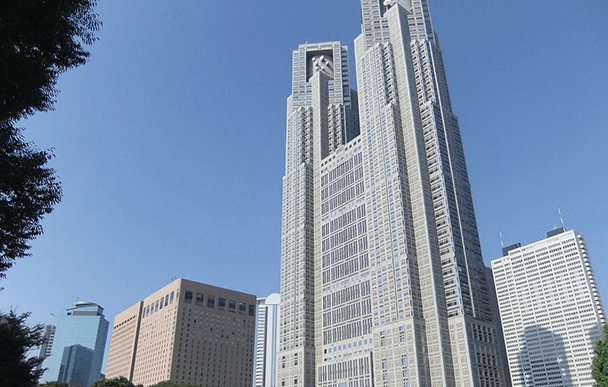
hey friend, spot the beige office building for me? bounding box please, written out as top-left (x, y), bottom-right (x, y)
top-left (106, 278), bottom-right (256, 387)
top-left (106, 302), bottom-right (143, 381)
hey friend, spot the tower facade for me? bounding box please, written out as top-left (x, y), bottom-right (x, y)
top-left (40, 302), bottom-right (109, 387)
top-left (491, 228), bottom-right (606, 386)
top-left (255, 293), bottom-right (281, 387)
top-left (278, 1), bottom-right (508, 386)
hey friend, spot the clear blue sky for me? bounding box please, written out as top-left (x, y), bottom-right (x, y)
top-left (1, 0), bottom-right (607, 372)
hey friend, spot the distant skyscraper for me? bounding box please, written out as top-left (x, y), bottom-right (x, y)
top-left (279, 1), bottom-right (508, 386)
top-left (255, 293), bottom-right (281, 387)
top-left (491, 228), bottom-right (606, 387)
top-left (40, 302), bottom-right (109, 387)
top-left (105, 278), bottom-right (256, 387)
top-left (36, 325), bottom-right (56, 371)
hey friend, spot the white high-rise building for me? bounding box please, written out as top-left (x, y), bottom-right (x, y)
top-left (491, 228), bottom-right (606, 387)
top-left (278, 1), bottom-right (509, 386)
top-left (255, 294), bottom-right (281, 387)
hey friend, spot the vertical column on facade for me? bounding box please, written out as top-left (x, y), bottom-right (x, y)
top-left (384, 5), bottom-right (455, 386)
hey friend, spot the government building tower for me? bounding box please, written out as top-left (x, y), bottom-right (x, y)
top-left (278, 1), bottom-right (509, 386)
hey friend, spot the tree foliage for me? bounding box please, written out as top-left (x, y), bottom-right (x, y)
top-left (0, 0), bottom-right (101, 122)
top-left (0, 0), bottom-right (100, 281)
top-left (91, 376), bottom-right (142, 387)
top-left (0, 124), bottom-right (62, 280)
top-left (593, 325), bottom-right (608, 387)
top-left (149, 381), bottom-right (197, 387)
top-left (38, 382), bottom-right (69, 387)
top-left (0, 311), bottom-right (45, 387)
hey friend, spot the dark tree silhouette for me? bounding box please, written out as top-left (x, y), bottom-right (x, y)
top-left (0, 0), bottom-right (101, 121)
top-left (149, 381), bottom-right (197, 387)
top-left (0, 125), bottom-right (62, 280)
top-left (91, 376), bottom-right (142, 387)
top-left (0, 0), bottom-right (100, 280)
top-left (0, 311), bottom-right (45, 387)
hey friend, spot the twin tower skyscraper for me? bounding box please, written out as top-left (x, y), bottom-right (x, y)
top-left (279, 1), bottom-right (509, 386)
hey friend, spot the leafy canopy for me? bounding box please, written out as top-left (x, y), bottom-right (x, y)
top-left (0, 124), bottom-right (62, 280)
top-left (91, 376), bottom-right (142, 387)
top-left (593, 325), bottom-right (608, 387)
top-left (149, 381), bottom-right (197, 387)
top-left (0, 311), bottom-right (45, 387)
top-left (0, 0), bottom-right (101, 122)
top-left (0, 0), bottom-right (99, 281)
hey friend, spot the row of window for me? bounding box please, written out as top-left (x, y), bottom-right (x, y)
top-left (323, 280), bottom-right (371, 310)
top-left (142, 290), bottom-right (177, 318)
top-left (322, 238), bottom-right (368, 268)
top-left (183, 291), bottom-right (255, 317)
top-left (321, 204), bottom-right (366, 237)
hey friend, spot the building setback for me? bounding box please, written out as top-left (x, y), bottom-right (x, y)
top-left (40, 302), bottom-right (109, 387)
top-left (106, 278), bottom-right (256, 387)
top-left (492, 228), bottom-right (606, 387)
top-left (278, 1), bottom-right (509, 386)
top-left (105, 301), bottom-right (143, 382)
top-left (255, 293), bottom-right (281, 387)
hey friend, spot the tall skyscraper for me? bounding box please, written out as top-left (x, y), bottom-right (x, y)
top-left (105, 278), bottom-right (256, 387)
top-left (279, 1), bottom-right (508, 386)
top-left (491, 228), bottom-right (606, 387)
top-left (40, 302), bottom-right (109, 387)
top-left (255, 293), bottom-right (281, 387)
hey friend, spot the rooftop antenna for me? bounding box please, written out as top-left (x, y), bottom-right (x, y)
top-left (556, 203), bottom-right (565, 229)
top-left (499, 228), bottom-right (505, 248)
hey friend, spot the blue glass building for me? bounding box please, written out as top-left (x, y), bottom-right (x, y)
top-left (40, 301), bottom-right (109, 387)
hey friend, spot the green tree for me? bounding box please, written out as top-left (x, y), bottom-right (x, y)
top-left (0, 311), bottom-right (45, 387)
top-left (593, 324), bottom-right (608, 386)
top-left (0, 0), bottom-right (101, 121)
top-left (149, 381), bottom-right (197, 387)
top-left (0, 124), bottom-right (62, 280)
top-left (0, 0), bottom-right (100, 281)
top-left (91, 376), bottom-right (142, 387)
top-left (38, 382), bottom-right (69, 387)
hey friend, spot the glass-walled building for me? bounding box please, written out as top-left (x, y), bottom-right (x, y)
top-left (40, 302), bottom-right (109, 387)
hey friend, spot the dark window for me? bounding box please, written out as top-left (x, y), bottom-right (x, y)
top-left (207, 295), bottom-right (215, 308)
top-left (155, 300), bottom-right (159, 311)
top-left (239, 303), bottom-right (246, 315)
top-left (218, 298), bottom-right (226, 310)
top-left (170, 291), bottom-right (175, 304)
top-left (185, 291), bottom-right (193, 304)
top-left (249, 304), bottom-right (255, 316)
top-left (160, 297), bottom-right (164, 309)
top-left (165, 294), bottom-right (169, 306)
top-left (229, 300), bottom-right (236, 313)
top-left (196, 293), bottom-right (204, 306)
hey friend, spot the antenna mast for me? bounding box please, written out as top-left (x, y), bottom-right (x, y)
top-left (556, 203), bottom-right (565, 229)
